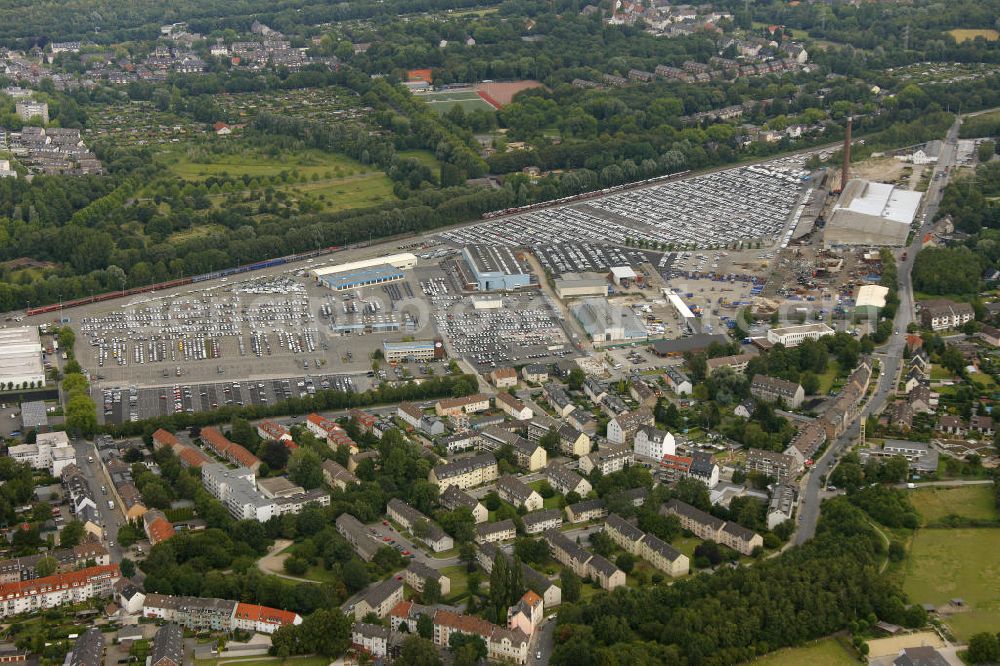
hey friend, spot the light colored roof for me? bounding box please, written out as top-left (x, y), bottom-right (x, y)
top-left (856, 284), bottom-right (889, 308)
top-left (834, 179), bottom-right (922, 225)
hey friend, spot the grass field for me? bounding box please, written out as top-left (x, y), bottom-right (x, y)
top-left (949, 28), bottom-right (1000, 43)
top-left (416, 90), bottom-right (496, 114)
top-left (161, 144), bottom-right (395, 213)
top-left (910, 485), bottom-right (998, 525)
top-left (440, 564), bottom-right (472, 602)
top-left (816, 361), bottom-right (841, 394)
top-left (398, 149), bottom-right (441, 171)
top-left (745, 637), bottom-right (858, 665)
top-left (904, 528), bottom-right (1000, 639)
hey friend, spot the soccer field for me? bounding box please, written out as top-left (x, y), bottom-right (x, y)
top-left (417, 90), bottom-right (497, 114)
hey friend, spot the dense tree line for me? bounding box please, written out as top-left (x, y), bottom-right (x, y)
top-left (549, 497), bottom-right (923, 666)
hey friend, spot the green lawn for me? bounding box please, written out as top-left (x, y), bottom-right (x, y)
top-left (416, 90), bottom-right (496, 114)
top-left (816, 361), bottom-right (841, 395)
top-left (440, 564), bottom-right (472, 602)
top-left (161, 144), bottom-right (395, 213)
top-left (672, 536), bottom-right (701, 559)
top-left (970, 372), bottom-right (997, 389)
top-left (904, 528), bottom-right (1000, 640)
top-left (930, 364), bottom-right (954, 381)
top-left (744, 637), bottom-right (858, 665)
top-left (910, 485), bottom-right (998, 526)
top-left (398, 149), bottom-right (442, 170)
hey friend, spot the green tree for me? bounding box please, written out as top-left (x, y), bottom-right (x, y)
top-left (967, 632), bottom-right (1000, 664)
top-left (422, 576), bottom-right (442, 605)
top-left (560, 568), bottom-right (582, 603)
top-left (288, 448), bottom-right (324, 489)
top-left (59, 520), bottom-right (85, 548)
top-left (397, 636), bottom-right (442, 666)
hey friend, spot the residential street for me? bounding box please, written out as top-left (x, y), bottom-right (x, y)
top-left (794, 115), bottom-right (963, 545)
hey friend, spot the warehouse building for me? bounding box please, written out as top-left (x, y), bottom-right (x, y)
top-left (311, 253), bottom-right (417, 278)
top-left (824, 179), bottom-right (922, 247)
top-left (318, 264), bottom-right (404, 291)
top-left (0, 326), bottom-right (45, 388)
top-left (461, 245), bottom-right (532, 292)
top-left (571, 298), bottom-right (647, 342)
top-left (554, 273), bottom-right (609, 299)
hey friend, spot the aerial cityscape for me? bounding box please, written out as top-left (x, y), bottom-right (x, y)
top-left (0, 0), bottom-right (999, 664)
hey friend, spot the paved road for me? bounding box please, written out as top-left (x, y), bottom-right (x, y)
top-left (71, 438), bottom-right (128, 562)
top-left (794, 115), bottom-right (963, 545)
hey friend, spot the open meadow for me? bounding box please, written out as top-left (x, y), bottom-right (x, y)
top-left (745, 637), bottom-right (858, 665)
top-left (909, 484), bottom-right (998, 525)
top-left (904, 527), bottom-right (1000, 639)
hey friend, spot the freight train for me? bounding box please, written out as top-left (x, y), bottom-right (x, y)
top-left (24, 245), bottom-right (344, 316)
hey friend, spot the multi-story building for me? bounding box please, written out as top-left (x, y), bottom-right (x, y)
top-left (354, 578), bottom-right (404, 620)
top-left (546, 462), bottom-right (592, 497)
top-left (429, 453), bottom-right (498, 490)
top-left (495, 392), bottom-right (533, 420)
top-left (633, 425), bottom-right (675, 461)
top-left (750, 375), bottom-right (805, 408)
top-left (148, 623), bottom-right (184, 666)
top-left (521, 364), bottom-right (549, 384)
top-left (322, 460), bottom-right (358, 490)
top-left (705, 353), bottom-right (755, 376)
top-left (766, 323), bottom-right (835, 347)
top-left (439, 485), bottom-right (488, 523)
top-left (202, 463), bottom-right (328, 522)
top-left (521, 509), bottom-right (563, 535)
top-left (404, 560), bottom-right (451, 596)
top-left (496, 474), bottom-right (543, 511)
top-left (579, 444), bottom-right (634, 475)
top-left (143, 594), bottom-right (238, 631)
top-left (351, 622), bottom-right (392, 660)
top-left (256, 419), bottom-right (291, 443)
top-left (477, 543), bottom-right (561, 607)
top-left (336, 513), bottom-right (381, 561)
top-left (199, 427), bottom-right (261, 471)
top-left (480, 427), bottom-right (547, 471)
top-left (607, 407), bottom-right (654, 445)
top-left (386, 499), bottom-right (454, 552)
top-left (8, 431), bottom-right (76, 475)
top-left (435, 394), bottom-right (491, 417)
top-left (767, 484), bottom-right (798, 530)
top-left (396, 403), bottom-right (424, 429)
top-left (433, 609), bottom-right (530, 665)
top-left (475, 519), bottom-right (517, 545)
top-left (558, 425), bottom-right (590, 457)
top-left (542, 383), bottom-right (575, 417)
top-left (919, 299), bottom-right (975, 331)
top-left (490, 367), bottom-right (518, 389)
top-left (68, 627), bottom-right (104, 666)
top-left (689, 451), bottom-right (720, 488)
top-left (0, 543), bottom-right (109, 583)
top-left (565, 498), bottom-right (608, 523)
top-left (0, 565), bottom-right (119, 618)
top-left (661, 499), bottom-right (763, 555)
top-left (507, 590), bottom-right (544, 636)
top-left (232, 602), bottom-right (303, 634)
top-left (543, 529), bottom-right (625, 590)
top-left (746, 448), bottom-right (800, 482)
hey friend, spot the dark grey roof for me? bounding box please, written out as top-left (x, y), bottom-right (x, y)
top-left (477, 518), bottom-right (516, 538)
top-left (440, 485), bottom-right (481, 512)
top-left (433, 453), bottom-right (496, 479)
top-left (652, 334), bottom-right (730, 355)
top-left (605, 513), bottom-right (644, 543)
top-left (69, 628), bottom-right (104, 666)
top-left (361, 577), bottom-right (403, 608)
top-left (150, 623), bottom-right (184, 666)
top-left (642, 533), bottom-right (683, 562)
top-left (690, 451), bottom-right (716, 477)
top-left (522, 509), bottom-right (562, 529)
top-left (544, 529), bottom-right (592, 564)
top-left (588, 553), bottom-right (620, 578)
top-left (567, 498), bottom-right (607, 516)
top-left (893, 646), bottom-right (950, 666)
top-left (662, 498), bottom-right (725, 531)
top-left (406, 559), bottom-right (439, 581)
top-left (353, 622), bottom-right (390, 640)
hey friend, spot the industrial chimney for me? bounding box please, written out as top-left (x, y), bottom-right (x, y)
top-left (840, 116), bottom-right (852, 192)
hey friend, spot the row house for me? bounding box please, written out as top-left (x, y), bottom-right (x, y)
top-left (544, 530), bottom-right (625, 590)
top-left (0, 543), bottom-right (109, 584)
top-left (604, 514), bottom-right (689, 578)
top-left (566, 498), bottom-right (608, 523)
top-left (386, 499), bottom-right (454, 552)
top-left (543, 383), bottom-right (575, 417)
top-left (336, 513), bottom-right (380, 561)
top-left (475, 519), bottom-right (517, 545)
top-left (522, 509), bottom-right (563, 534)
top-left (476, 543), bottom-right (561, 607)
top-left (661, 499), bottom-right (763, 555)
top-left (435, 394), bottom-right (491, 417)
top-left (0, 565), bottom-right (119, 618)
top-left (199, 427), bottom-right (261, 472)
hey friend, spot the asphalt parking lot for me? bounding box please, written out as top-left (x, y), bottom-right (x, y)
top-left (98, 374), bottom-right (370, 424)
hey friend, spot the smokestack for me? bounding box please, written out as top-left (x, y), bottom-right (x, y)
top-left (840, 116), bottom-right (852, 192)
